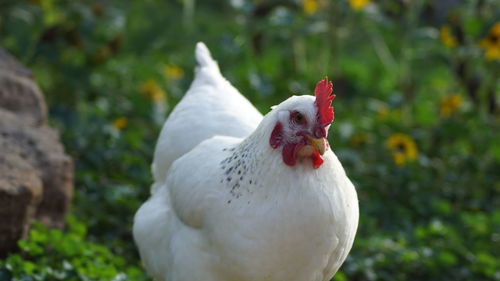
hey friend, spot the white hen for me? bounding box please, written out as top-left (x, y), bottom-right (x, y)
top-left (133, 42), bottom-right (359, 281)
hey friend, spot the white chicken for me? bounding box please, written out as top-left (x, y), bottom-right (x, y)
top-left (133, 42), bottom-right (359, 281)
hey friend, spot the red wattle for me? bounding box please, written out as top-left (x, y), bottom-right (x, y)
top-left (311, 149), bottom-right (324, 169)
top-left (282, 143), bottom-right (297, 166)
top-left (282, 143), bottom-right (305, 167)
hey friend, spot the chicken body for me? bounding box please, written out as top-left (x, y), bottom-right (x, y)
top-left (133, 43), bottom-right (359, 281)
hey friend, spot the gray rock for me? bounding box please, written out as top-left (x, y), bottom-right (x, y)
top-left (0, 48), bottom-right (73, 257)
top-left (0, 152), bottom-right (43, 256)
top-left (0, 48), bottom-right (47, 126)
top-left (0, 117), bottom-right (73, 228)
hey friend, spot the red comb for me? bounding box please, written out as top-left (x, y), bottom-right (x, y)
top-left (314, 77), bottom-right (336, 125)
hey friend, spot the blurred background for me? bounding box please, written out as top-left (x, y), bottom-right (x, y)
top-left (0, 0), bottom-right (498, 280)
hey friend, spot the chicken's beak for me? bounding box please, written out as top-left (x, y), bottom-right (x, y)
top-left (304, 135), bottom-right (327, 155)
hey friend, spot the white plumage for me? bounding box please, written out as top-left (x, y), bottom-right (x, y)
top-left (150, 43), bottom-right (262, 194)
top-left (133, 42), bottom-right (359, 281)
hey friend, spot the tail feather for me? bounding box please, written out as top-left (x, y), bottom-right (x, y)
top-left (195, 42), bottom-right (219, 70)
top-left (191, 42), bottom-right (223, 90)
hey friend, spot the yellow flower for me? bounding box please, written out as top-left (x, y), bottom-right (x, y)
top-left (112, 117), bottom-right (128, 131)
top-left (349, 0), bottom-right (370, 11)
top-left (386, 133), bottom-right (418, 166)
top-left (439, 25), bottom-right (457, 48)
top-left (163, 64), bottom-right (184, 80)
top-left (141, 79), bottom-right (166, 102)
top-left (303, 0), bottom-right (319, 15)
top-left (439, 94), bottom-right (462, 118)
top-left (479, 22), bottom-right (500, 61)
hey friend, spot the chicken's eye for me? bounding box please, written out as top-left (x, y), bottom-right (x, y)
top-left (291, 111), bottom-right (306, 125)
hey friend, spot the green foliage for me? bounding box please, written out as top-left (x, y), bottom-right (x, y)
top-left (0, 0), bottom-right (499, 280)
top-left (0, 216), bottom-right (148, 280)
